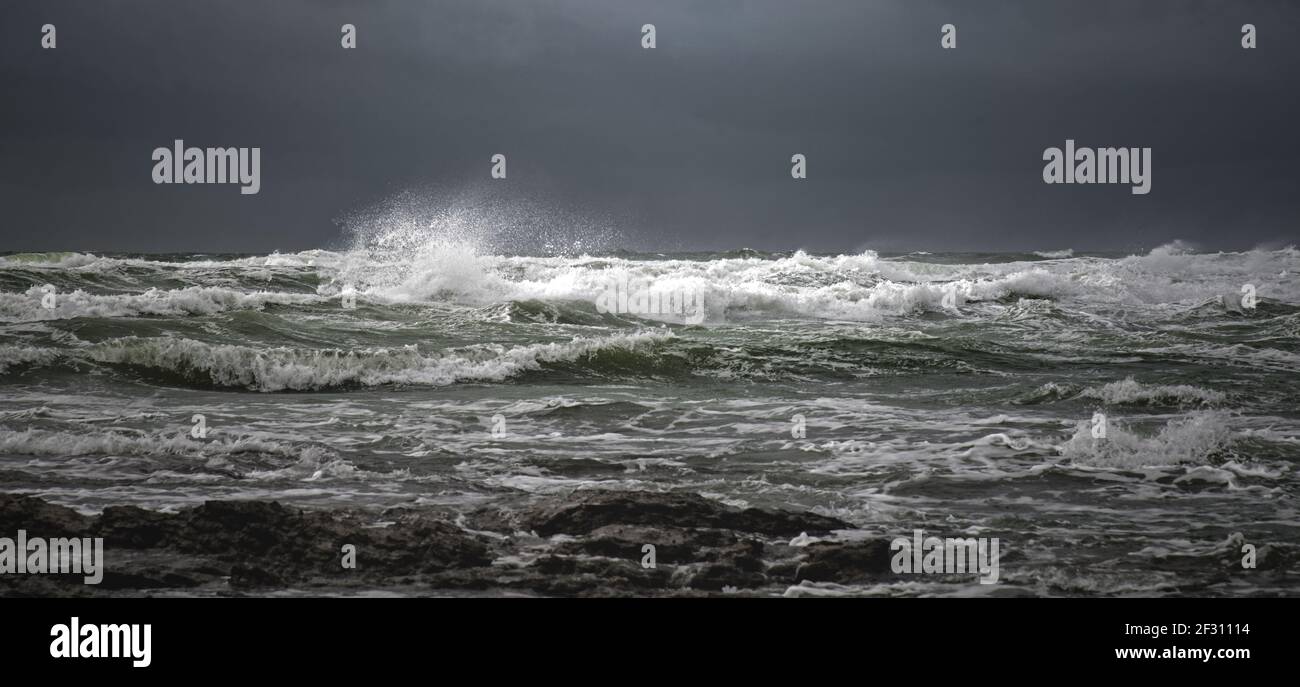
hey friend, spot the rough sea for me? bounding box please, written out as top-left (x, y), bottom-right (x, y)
top-left (2, 236), bottom-right (1297, 595)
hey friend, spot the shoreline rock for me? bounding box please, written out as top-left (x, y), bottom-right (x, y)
top-left (0, 490), bottom-right (887, 597)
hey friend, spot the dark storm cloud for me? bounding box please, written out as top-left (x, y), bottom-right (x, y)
top-left (2, 0), bottom-right (1298, 253)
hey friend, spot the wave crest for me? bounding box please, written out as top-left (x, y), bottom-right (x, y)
top-left (82, 331), bottom-right (674, 391)
top-left (0, 286), bottom-right (316, 322)
top-left (1058, 411), bottom-right (1234, 467)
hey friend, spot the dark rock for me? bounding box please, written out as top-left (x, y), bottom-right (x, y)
top-left (793, 540), bottom-right (894, 583)
top-left (98, 570), bottom-right (201, 591)
top-left (377, 512), bottom-right (495, 573)
top-left (688, 564), bottom-right (767, 591)
top-left (0, 490), bottom-right (867, 596)
top-left (555, 524), bottom-right (742, 563)
top-left (1, 494), bottom-right (494, 593)
top-left (174, 501), bottom-right (311, 558)
top-left (93, 505), bottom-right (172, 548)
top-left (523, 490), bottom-right (850, 537)
top-left (230, 564), bottom-right (283, 589)
top-left (0, 493), bottom-right (89, 536)
top-left (522, 555), bottom-right (671, 595)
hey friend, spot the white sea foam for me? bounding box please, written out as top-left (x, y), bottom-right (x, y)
top-left (0, 286), bottom-right (317, 322)
top-left (1081, 377), bottom-right (1226, 407)
top-left (81, 330), bottom-right (673, 391)
top-left (0, 344), bottom-right (58, 373)
top-left (1058, 411), bottom-right (1234, 467)
top-left (6, 235), bottom-right (1297, 324)
top-left (321, 241), bottom-right (1087, 322)
top-left (0, 426), bottom-right (331, 461)
top-left (309, 224), bottom-right (1299, 321)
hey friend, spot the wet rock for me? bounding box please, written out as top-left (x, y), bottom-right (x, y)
top-left (793, 540), bottom-right (894, 583)
top-left (687, 563), bottom-right (767, 591)
top-left (353, 513), bottom-right (494, 575)
top-left (523, 490), bottom-right (850, 537)
top-left (555, 524), bottom-right (742, 562)
top-left (230, 564), bottom-right (284, 589)
top-left (1, 490), bottom-right (866, 596)
top-left (0, 494), bottom-right (492, 593)
top-left (522, 555), bottom-right (671, 595)
top-left (0, 493), bottom-right (89, 536)
top-left (93, 505), bottom-right (172, 548)
top-left (99, 569), bottom-right (204, 591)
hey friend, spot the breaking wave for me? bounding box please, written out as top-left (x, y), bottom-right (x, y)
top-left (80, 331), bottom-right (674, 391)
top-left (5, 236), bottom-right (1298, 324)
top-left (0, 286), bottom-right (318, 322)
top-left (1080, 378), bottom-right (1227, 407)
top-left (1058, 411), bottom-right (1236, 468)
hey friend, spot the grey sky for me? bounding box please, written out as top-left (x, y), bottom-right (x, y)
top-left (2, 0), bottom-right (1298, 254)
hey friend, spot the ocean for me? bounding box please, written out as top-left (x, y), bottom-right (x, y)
top-left (1, 239), bottom-right (1297, 595)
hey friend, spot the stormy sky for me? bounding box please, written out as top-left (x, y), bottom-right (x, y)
top-left (2, 0), bottom-right (1298, 254)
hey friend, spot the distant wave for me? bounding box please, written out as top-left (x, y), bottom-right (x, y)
top-left (319, 243), bottom-right (1300, 322)
top-left (4, 240), bottom-right (1297, 324)
top-left (0, 286), bottom-right (318, 322)
top-left (0, 251), bottom-right (102, 268)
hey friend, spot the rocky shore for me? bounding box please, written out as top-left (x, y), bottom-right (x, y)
top-left (0, 490), bottom-right (899, 597)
